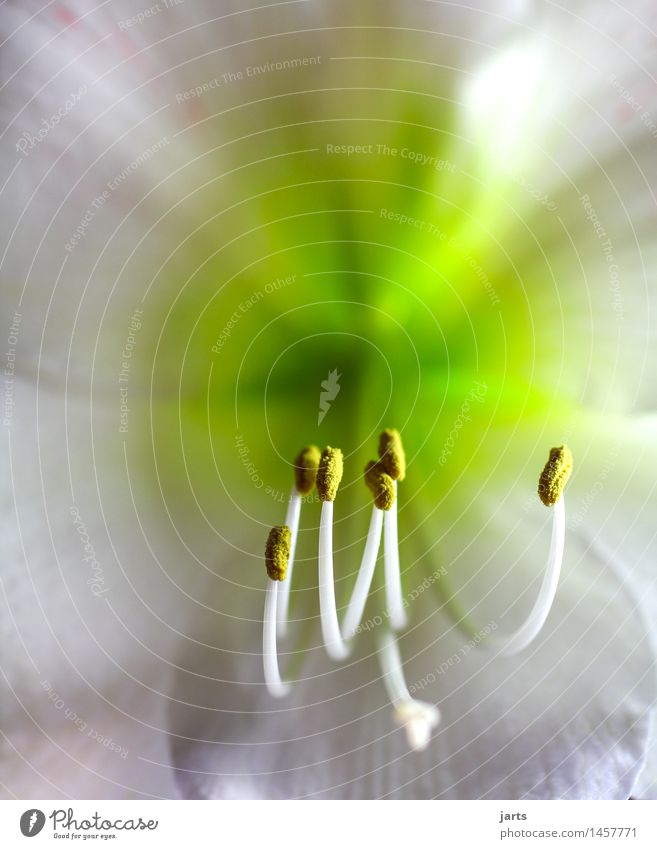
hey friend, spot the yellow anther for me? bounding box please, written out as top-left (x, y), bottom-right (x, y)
top-left (265, 525), bottom-right (291, 581)
top-left (316, 446), bottom-right (343, 502)
top-left (538, 444), bottom-right (573, 506)
top-left (294, 445), bottom-right (321, 495)
top-left (378, 428), bottom-right (406, 481)
top-left (364, 460), bottom-right (395, 511)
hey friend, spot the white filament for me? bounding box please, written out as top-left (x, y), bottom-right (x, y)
top-left (319, 501), bottom-right (349, 660)
top-left (341, 506), bottom-right (384, 641)
top-left (276, 490), bottom-right (302, 638)
top-left (384, 481), bottom-right (407, 631)
top-left (263, 579), bottom-right (290, 698)
top-left (378, 629), bottom-right (440, 751)
top-left (491, 496), bottom-right (566, 656)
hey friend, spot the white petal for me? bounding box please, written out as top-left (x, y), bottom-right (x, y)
top-left (0, 0), bottom-right (536, 390)
top-left (169, 523), bottom-right (655, 798)
top-left (3, 0), bottom-right (656, 802)
top-left (633, 711), bottom-right (657, 799)
top-left (459, 2), bottom-right (657, 413)
top-left (0, 377), bottom-right (235, 797)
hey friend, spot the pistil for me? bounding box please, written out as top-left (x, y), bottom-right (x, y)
top-left (378, 629), bottom-right (440, 751)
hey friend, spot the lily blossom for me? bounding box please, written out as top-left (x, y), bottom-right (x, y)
top-left (1, 0), bottom-right (657, 801)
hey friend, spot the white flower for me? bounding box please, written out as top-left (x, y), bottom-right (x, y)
top-left (1, 0), bottom-right (656, 799)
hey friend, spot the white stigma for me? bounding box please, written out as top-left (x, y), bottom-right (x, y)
top-left (378, 629), bottom-right (440, 751)
top-left (491, 495), bottom-right (566, 656)
top-left (276, 490), bottom-right (302, 639)
top-left (263, 579), bottom-right (290, 698)
top-left (319, 500), bottom-right (349, 660)
top-left (341, 505), bottom-right (384, 641)
top-left (384, 481), bottom-right (408, 631)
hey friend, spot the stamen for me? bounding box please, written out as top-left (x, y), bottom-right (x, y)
top-left (294, 445), bottom-right (321, 495)
top-left (276, 491), bottom-right (302, 638)
top-left (377, 430), bottom-right (408, 631)
top-left (341, 461), bottom-right (394, 639)
top-left (491, 445), bottom-right (573, 656)
top-left (364, 460), bottom-right (395, 511)
top-left (263, 526), bottom-right (291, 697)
top-left (378, 428), bottom-right (406, 481)
top-left (278, 446), bottom-right (321, 638)
top-left (384, 480), bottom-right (408, 631)
top-left (317, 446), bottom-right (343, 502)
top-left (538, 444), bottom-right (573, 506)
top-left (341, 506), bottom-right (384, 641)
top-left (265, 525), bottom-right (291, 581)
top-left (378, 630), bottom-right (440, 751)
top-left (317, 447), bottom-right (349, 659)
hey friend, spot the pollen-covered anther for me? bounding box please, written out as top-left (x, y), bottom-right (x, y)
top-left (364, 460), bottom-right (395, 511)
top-left (265, 525), bottom-right (291, 581)
top-left (538, 444), bottom-right (573, 506)
top-left (293, 445), bottom-right (321, 495)
top-left (316, 446), bottom-right (344, 502)
top-left (378, 428), bottom-right (406, 481)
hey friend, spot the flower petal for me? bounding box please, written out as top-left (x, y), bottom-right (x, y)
top-left (0, 377), bottom-right (220, 797)
top-left (458, 1), bottom-right (657, 413)
top-left (168, 513), bottom-right (655, 798)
